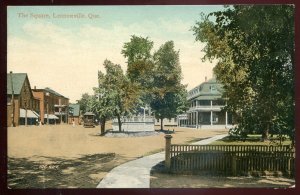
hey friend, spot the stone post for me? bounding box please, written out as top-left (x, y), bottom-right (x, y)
top-left (165, 134), bottom-right (173, 171)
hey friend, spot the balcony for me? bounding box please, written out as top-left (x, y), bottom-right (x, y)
top-left (54, 112), bottom-right (67, 115)
top-left (177, 114), bottom-right (188, 119)
top-left (188, 105), bottom-right (224, 112)
top-left (54, 104), bottom-right (68, 108)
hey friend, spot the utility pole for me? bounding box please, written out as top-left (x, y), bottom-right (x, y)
top-left (25, 100), bottom-right (28, 126)
top-left (24, 87), bottom-right (28, 126)
top-left (46, 92), bottom-right (49, 124)
top-left (10, 71), bottom-right (15, 127)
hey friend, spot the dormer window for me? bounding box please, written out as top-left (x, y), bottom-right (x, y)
top-left (210, 85), bottom-right (216, 92)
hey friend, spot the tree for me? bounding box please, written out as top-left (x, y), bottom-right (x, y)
top-left (192, 5), bottom-right (295, 141)
top-left (96, 60), bottom-right (140, 132)
top-left (121, 35), bottom-right (154, 65)
top-left (151, 41), bottom-right (188, 130)
top-left (88, 71), bottom-right (113, 135)
top-left (122, 36), bottom-right (188, 130)
top-left (77, 93), bottom-right (92, 113)
top-left (122, 35), bottom-right (155, 110)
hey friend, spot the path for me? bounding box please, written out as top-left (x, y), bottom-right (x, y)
top-left (97, 134), bottom-right (228, 188)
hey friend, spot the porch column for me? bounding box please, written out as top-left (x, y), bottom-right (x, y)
top-left (196, 111), bottom-right (198, 128)
top-left (225, 100), bottom-right (228, 128)
top-left (225, 111), bottom-right (228, 128)
top-left (210, 100), bottom-right (213, 126)
top-left (191, 112), bottom-right (194, 125)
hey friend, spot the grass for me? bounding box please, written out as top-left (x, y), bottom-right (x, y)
top-left (184, 137), bottom-right (212, 144)
top-left (209, 134), bottom-right (292, 146)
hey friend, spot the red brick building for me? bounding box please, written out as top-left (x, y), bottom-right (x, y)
top-left (32, 87), bottom-right (69, 124)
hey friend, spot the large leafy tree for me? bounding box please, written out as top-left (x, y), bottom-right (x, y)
top-left (121, 35), bottom-right (154, 65)
top-left (192, 5), bottom-right (295, 141)
top-left (96, 60), bottom-right (140, 132)
top-left (151, 41), bottom-right (188, 130)
top-left (122, 36), bottom-right (188, 130)
top-left (122, 35), bottom-right (155, 110)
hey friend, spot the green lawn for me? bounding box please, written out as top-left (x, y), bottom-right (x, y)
top-left (209, 134), bottom-right (292, 146)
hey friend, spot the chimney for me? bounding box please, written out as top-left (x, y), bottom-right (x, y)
top-left (205, 76), bottom-right (207, 82)
top-left (34, 86), bottom-right (36, 90)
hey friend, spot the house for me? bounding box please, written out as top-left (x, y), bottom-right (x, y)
top-left (68, 104), bottom-right (82, 125)
top-left (32, 87), bottom-right (69, 124)
top-left (178, 77), bottom-right (235, 129)
top-left (7, 72), bottom-right (40, 126)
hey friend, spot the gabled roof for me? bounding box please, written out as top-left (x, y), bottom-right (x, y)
top-left (69, 104), bottom-right (80, 116)
top-left (7, 73), bottom-right (28, 95)
top-left (44, 87), bottom-right (69, 99)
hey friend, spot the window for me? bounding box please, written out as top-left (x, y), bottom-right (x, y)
top-left (157, 119), bottom-right (159, 122)
top-left (199, 100), bottom-right (210, 106)
top-left (210, 85), bottom-right (216, 92)
top-left (213, 113), bottom-right (218, 123)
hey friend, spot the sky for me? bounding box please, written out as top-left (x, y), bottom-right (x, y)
top-left (7, 5), bottom-right (224, 103)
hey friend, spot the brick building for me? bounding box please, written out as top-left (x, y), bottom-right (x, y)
top-left (32, 87), bottom-right (69, 124)
top-left (7, 72), bottom-right (40, 126)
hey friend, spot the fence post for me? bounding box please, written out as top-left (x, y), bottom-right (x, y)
top-left (165, 134), bottom-right (173, 172)
top-left (231, 154), bottom-right (237, 176)
top-left (287, 157), bottom-right (291, 177)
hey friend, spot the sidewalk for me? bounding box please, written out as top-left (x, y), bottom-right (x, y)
top-left (97, 134), bottom-right (228, 188)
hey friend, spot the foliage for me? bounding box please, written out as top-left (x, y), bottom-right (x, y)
top-left (93, 60), bottom-right (141, 133)
top-left (121, 35), bottom-right (154, 65)
top-left (192, 5), bottom-right (295, 141)
top-left (76, 93), bottom-right (92, 113)
top-left (151, 41), bottom-right (189, 129)
top-left (122, 37), bottom-right (189, 129)
top-left (122, 35), bottom-right (155, 109)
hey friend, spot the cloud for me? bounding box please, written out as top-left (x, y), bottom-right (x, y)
top-left (8, 18), bottom-right (216, 102)
top-left (22, 21), bottom-right (73, 47)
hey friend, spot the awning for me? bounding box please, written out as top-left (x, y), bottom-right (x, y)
top-left (44, 114), bottom-right (59, 119)
top-left (20, 109), bottom-right (39, 118)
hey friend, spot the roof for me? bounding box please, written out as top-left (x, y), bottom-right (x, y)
top-left (44, 114), bottom-right (59, 119)
top-left (84, 112), bottom-right (95, 116)
top-left (69, 104), bottom-right (80, 116)
top-left (44, 87), bottom-right (69, 99)
top-left (187, 77), bottom-right (224, 100)
top-left (7, 73), bottom-right (27, 95)
top-left (196, 95), bottom-right (222, 100)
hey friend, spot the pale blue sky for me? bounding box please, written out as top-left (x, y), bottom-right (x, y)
top-left (8, 5), bottom-right (224, 102)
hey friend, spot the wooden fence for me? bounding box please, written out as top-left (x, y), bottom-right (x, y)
top-left (169, 144), bottom-right (295, 176)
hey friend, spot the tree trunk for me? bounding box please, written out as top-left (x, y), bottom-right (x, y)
top-left (100, 117), bottom-right (106, 136)
top-left (160, 117), bottom-right (163, 131)
top-left (262, 123), bottom-right (269, 141)
top-left (117, 115), bottom-right (122, 132)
